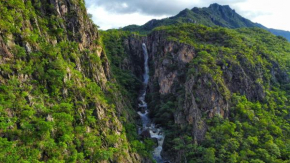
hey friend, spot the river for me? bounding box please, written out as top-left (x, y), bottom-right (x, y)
top-left (137, 43), bottom-right (165, 163)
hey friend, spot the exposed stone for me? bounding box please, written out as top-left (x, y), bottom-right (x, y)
top-left (0, 36), bottom-right (13, 58)
top-left (140, 129), bottom-right (151, 138)
top-left (86, 126), bottom-right (91, 133)
top-left (46, 114), bottom-right (54, 122)
top-left (158, 71), bottom-right (177, 94)
top-left (121, 29), bottom-right (289, 162)
top-left (0, 1), bottom-right (144, 162)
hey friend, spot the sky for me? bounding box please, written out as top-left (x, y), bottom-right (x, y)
top-left (85, 0), bottom-right (290, 31)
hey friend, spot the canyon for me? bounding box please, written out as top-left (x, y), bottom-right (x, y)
top-left (0, 0), bottom-right (290, 163)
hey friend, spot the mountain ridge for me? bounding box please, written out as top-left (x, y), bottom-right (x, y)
top-left (104, 23), bottom-right (290, 162)
top-left (122, 3), bottom-right (290, 41)
top-left (1, 1), bottom-right (290, 162)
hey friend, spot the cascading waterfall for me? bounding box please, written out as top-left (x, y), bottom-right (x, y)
top-left (137, 43), bottom-right (165, 163)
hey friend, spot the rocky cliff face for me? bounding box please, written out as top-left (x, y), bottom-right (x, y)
top-left (118, 26), bottom-right (290, 162)
top-left (2, 1), bottom-right (290, 162)
top-left (0, 0), bottom-right (144, 162)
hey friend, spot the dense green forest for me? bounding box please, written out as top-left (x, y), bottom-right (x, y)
top-left (0, 0), bottom-right (152, 162)
top-left (122, 3), bottom-right (290, 41)
top-left (102, 24), bottom-right (290, 162)
top-left (154, 25), bottom-right (290, 162)
top-left (0, 0), bottom-right (290, 163)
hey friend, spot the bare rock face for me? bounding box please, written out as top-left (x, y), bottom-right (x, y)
top-left (50, 0), bottom-right (98, 49)
top-left (183, 76), bottom-right (207, 141)
top-left (123, 35), bottom-right (147, 80)
top-left (140, 129), bottom-right (151, 138)
top-left (121, 29), bottom-right (289, 162)
top-left (146, 33), bottom-right (210, 143)
top-left (158, 71), bottom-right (178, 94)
top-left (152, 41), bottom-right (195, 94)
top-left (0, 36), bottom-right (13, 59)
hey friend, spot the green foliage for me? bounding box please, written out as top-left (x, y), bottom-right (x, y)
top-left (0, 0), bottom-right (143, 162)
top-left (1, 1), bottom-right (290, 162)
top-left (101, 30), bottom-right (142, 105)
top-left (122, 4), bottom-right (290, 41)
top-left (101, 29), bottom-right (157, 160)
top-left (149, 24), bottom-right (290, 162)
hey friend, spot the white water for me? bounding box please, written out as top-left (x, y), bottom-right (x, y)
top-left (138, 43), bottom-right (165, 163)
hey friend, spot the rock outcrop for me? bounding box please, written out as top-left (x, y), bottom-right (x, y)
top-left (118, 28), bottom-right (289, 162)
top-left (0, 0), bottom-right (143, 162)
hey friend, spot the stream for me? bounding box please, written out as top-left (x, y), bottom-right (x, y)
top-left (137, 43), bottom-right (165, 163)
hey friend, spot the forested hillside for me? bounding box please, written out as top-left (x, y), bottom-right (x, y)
top-left (0, 0), bottom-right (152, 162)
top-left (123, 3), bottom-right (290, 41)
top-left (1, 1), bottom-right (290, 163)
top-left (102, 24), bottom-right (290, 162)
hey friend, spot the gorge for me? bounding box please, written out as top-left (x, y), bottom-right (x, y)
top-left (103, 24), bottom-right (290, 162)
top-left (137, 43), bottom-right (165, 163)
top-left (0, 0), bottom-right (290, 163)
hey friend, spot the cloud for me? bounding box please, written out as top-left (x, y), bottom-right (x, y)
top-left (85, 0), bottom-right (248, 30)
top-left (87, 5), bottom-right (166, 30)
top-left (232, 0), bottom-right (290, 31)
top-left (85, 0), bottom-right (290, 31)
top-left (85, 0), bottom-right (247, 16)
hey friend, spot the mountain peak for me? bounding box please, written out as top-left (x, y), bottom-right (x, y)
top-left (208, 3), bottom-right (235, 13)
top-left (209, 3), bottom-right (230, 8)
top-left (176, 8), bottom-right (192, 17)
top-left (122, 3), bottom-right (290, 41)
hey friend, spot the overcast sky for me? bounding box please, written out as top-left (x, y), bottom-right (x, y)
top-left (85, 0), bottom-right (290, 31)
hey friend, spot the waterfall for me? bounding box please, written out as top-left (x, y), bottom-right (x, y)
top-left (138, 43), bottom-right (165, 163)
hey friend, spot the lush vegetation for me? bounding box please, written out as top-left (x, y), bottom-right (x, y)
top-left (147, 24), bottom-right (290, 162)
top-left (100, 23), bottom-right (290, 162)
top-left (101, 29), bottom-right (157, 159)
top-left (100, 30), bottom-right (142, 103)
top-left (1, 0), bottom-right (290, 163)
top-left (122, 4), bottom-right (290, 41)
top-left (0, 0), bottom-right (151, 162)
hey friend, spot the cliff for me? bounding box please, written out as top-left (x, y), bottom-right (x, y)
top-left (0, 0), bottom-right (145, 162)
top-left (103, 24), bottom-right (290, 162)
top-left (1, 1), bottom-right (290, 163)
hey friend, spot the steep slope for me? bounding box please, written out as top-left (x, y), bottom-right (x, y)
top-left (268, 28), bottom-right (290, 41)
top-left (0, 0), bottom-right (149, 162)
top-left (2, 1), bottom-right (290, 163)
top-left (123, 3), bottom-right (290, 41)
top-left (103, 24), bottom-right (290, 162)
top-left (146, 25), bottom-right (290, 162)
